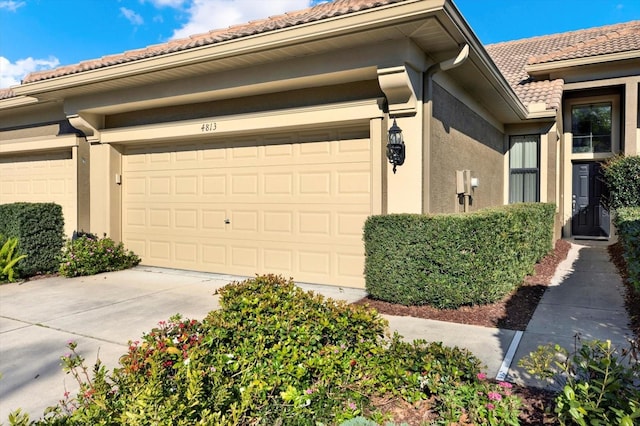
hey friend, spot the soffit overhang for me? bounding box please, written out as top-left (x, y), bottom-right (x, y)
top-left (10, 0), bottom-right (527, 123)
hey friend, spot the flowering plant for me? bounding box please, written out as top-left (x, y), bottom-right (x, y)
top-left (59, 234), bottom-right (140, 277)
top-left (437, 372), bottom-right (521, 425)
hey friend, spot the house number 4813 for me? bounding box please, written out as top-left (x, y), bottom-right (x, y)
top-left (201, 122), bottom-right (217, 132)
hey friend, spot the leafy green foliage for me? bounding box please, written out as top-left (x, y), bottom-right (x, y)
top-left (58, 234), bottom-right (141, 277)
top-left (364, 203), bottom-right (556, 308)
top-left (519, 338), bottom-right (640, 426)
top-left (11, 275), bottom-right (522, 425)
top-left (0, 235), bottom-right (27, 283)
top-left (615, 207), bottom-right (640, 291)
top-left (603, 155), bottom-right (640, 209)
top-left (0, 203), bottom-right (65, 277)
top-left (435, 374), bottom-right (521, 426)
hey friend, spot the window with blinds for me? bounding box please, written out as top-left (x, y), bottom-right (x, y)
top-left (509, 134), bottom-right (539, 203)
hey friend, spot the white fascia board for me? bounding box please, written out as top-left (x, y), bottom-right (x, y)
top-left (0, 95), bottom-right (39, 110)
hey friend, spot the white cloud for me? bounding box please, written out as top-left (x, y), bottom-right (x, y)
top-left (0, 56), bottom-right (60, 88)
top-left (120, 7), bottom-right (144, 25)
top-left (0, 1), bottom-right (25, 12)
top-left (170, 0), bottom-right (313, 40)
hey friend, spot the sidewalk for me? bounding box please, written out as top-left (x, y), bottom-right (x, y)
top-left (507, 239), bottom-right (636, 388)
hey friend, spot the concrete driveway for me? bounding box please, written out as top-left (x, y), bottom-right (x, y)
top-left (0, 267), bottom-right (240, 421)
top-left (0, 265), bottom-right (513, 422)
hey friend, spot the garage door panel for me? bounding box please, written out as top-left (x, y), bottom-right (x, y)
top-left (203, 244), bottom-right (226, 266)
top-left (123, 134), bottom-right (369, 173)
top-left (122, 128), bottom-right (371, 287)
top-left (0, 150), bottom-right (77, 236)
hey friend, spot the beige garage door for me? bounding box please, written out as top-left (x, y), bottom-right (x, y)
top-left (122, 127), bottom-right (371, 287)
top-left (0, 150), bottom-right (77, 236)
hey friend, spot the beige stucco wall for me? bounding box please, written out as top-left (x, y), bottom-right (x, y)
top-left (89, 143), bottom-right (122, 241)
top-left (106, 81), bottom-right (383, 129)
top-left (429, 82), bottom-right (505, 213)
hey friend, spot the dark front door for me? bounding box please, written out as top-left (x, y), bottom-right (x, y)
top-left (572, 162), bottom-right (610, 237)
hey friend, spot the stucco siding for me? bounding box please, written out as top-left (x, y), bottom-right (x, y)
top-left (106, 81), bottom-right (383, 129)
top-left (429, 82), bottom-right (505, 213)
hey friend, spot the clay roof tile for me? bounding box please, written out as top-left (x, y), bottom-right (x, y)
top-left (21, 0), bottom-right (404, 84)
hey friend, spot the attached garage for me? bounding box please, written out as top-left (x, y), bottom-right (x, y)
top-left (121, 126), bottom-right (373, 287)
top-left (0, 135), bottom-right (87, 237)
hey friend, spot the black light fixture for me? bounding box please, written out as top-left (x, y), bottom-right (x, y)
top-left (386, 118), bottom-right (405, 174)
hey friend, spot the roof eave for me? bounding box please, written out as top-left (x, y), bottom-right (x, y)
top-left (12, 0), bottom-right (445, 98)
top-left (524, 49), bottom-right (640, 75)
top-left (0, 95), bottom-right (40, 110)
top-left (442, 2), bottom-right (529, 121)
top-left (526, 109), bottom-right (557, 120)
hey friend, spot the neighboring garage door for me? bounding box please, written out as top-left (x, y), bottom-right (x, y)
top-left (122, 127), bottom-right (371, 287)
top-left (0, 150), bottom-right (77, 236)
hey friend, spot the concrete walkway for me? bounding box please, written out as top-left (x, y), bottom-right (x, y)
top-left (507, 239), bottom-right (636, 388)
top-left (0, 240), bottom-right (635, 420)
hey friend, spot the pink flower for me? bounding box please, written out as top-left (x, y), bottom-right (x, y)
top-left (499, 381), bottom-right (513, 389)
top-left (477, 372), bottom-right (487, 380)
top-left (486, 403), bottom-right (495, 410)
top-left (305, 388), bottom-right (313, 395)
top-left (348, 402), bottom-right (357, 410)
top-left (488, 391), bottom-right (502, 401)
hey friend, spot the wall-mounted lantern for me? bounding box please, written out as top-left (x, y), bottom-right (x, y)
top-left (386, 119), bottom-right (405, 174)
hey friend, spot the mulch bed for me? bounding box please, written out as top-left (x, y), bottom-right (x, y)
top-left (353, 239), bottom-right (640, 425)
top-left (353, 239), bottom-right (571, 331)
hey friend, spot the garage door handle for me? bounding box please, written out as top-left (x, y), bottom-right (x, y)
top-left (224, 218), bottom-right (231, 224)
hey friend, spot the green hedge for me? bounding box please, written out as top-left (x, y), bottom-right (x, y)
top-left (615, 207), bottom-right (640, 291)
top-left (603, 155), bottom-right (640, 209)
top-left (0, 203), bottom-right (65, 277)
top-left (364, 203), bottom-right (556, 308)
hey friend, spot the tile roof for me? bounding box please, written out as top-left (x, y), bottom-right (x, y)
top-left (5, 0), bottom-right (639, 115)
top-left (486, 20), bottom-right (640, 111)
top-left (0, 88), bottom-right (15, 100)
top-left (528, 20), bottom-right (640, 65)
top-left (21, 0), bottom-right (404, 84)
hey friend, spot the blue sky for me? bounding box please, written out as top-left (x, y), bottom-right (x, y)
top-left (0, 0), bottom-right (639, 88)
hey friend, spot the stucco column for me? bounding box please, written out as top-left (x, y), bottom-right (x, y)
top-left (624, 81), bottom-right (639, 155)
top-left (385, 115), bottom-right (423, 213)
top-left (89, 143), bottom-right (122, 241)
top-left (378, 65), bottom-right (424, 214)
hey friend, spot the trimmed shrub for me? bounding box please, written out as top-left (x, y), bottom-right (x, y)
top-left (364, 203), bottom-right (556, 308)
top-left (18, 275), bottom-right (522, 425)
top-left (602, 155), bottom-right (640, 209)
top-left (59, 234), bottom-right (141, 277)
top-left (0, 203), bottom-right (65, 277)
top-left (615, 207), bottom-right (640, 291)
